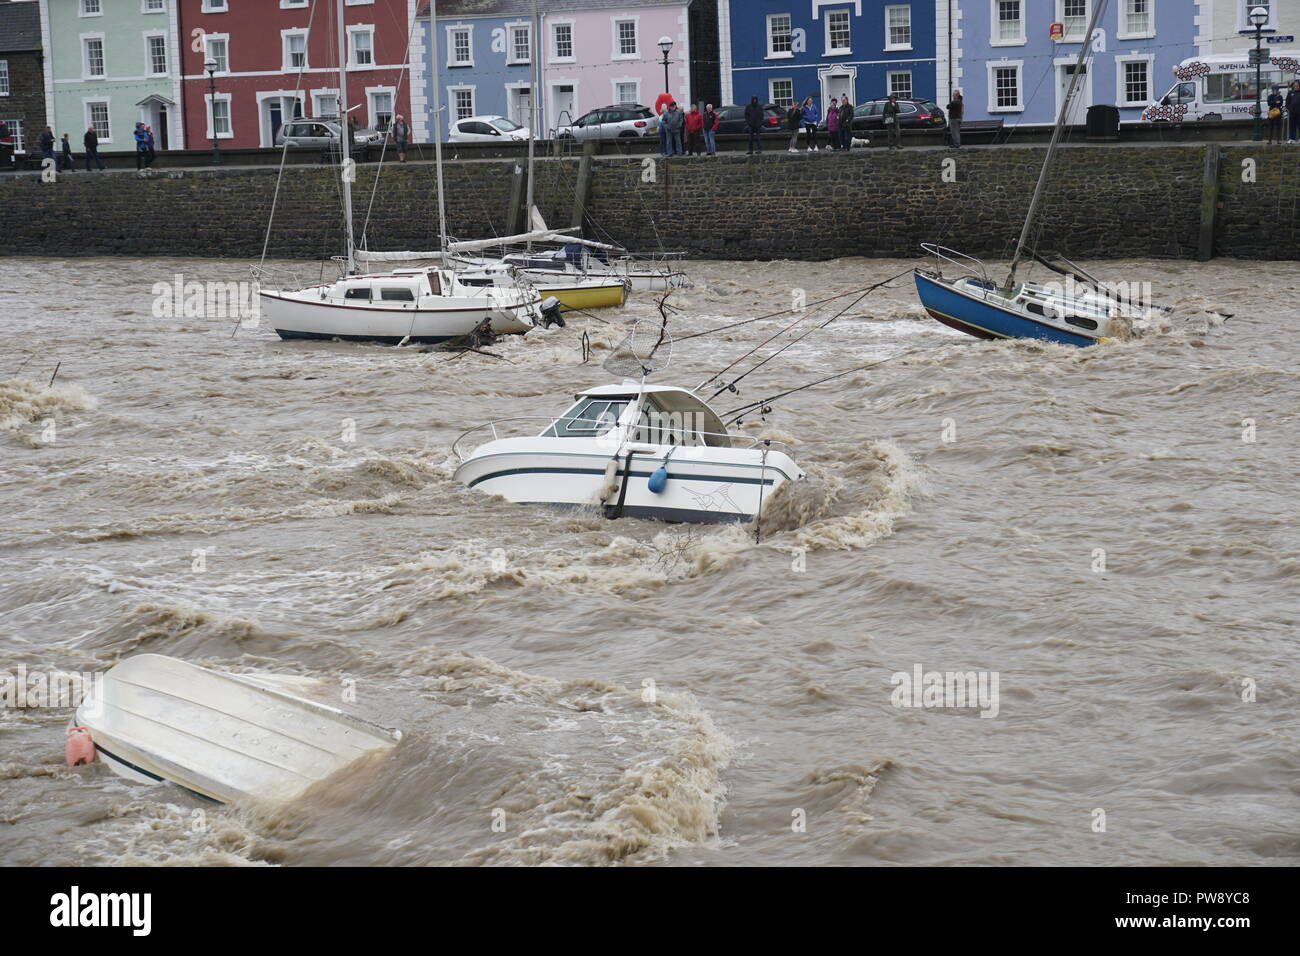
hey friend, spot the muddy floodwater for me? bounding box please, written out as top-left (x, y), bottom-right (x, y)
top-left (1, 255), bottom-right (1296, 866)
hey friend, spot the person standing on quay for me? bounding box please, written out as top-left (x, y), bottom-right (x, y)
top-left (0, 122), bottom-right (13, 170)
top-left (1287, 80), bottom-right (1300, 144)
top-left (702, 104), bottom-right (718, 155)
top-left (826, 96), bottom-right (840, 149)
top-left (391, 114), bottom-right (410, 162)
top-left (801, 96), bottom-right (820, 151)
top-left (144, 125), bottom-right (157, 167)
top-left (59, 133), bottom-right (76, 172)
top-left (133, 122), bottom-right (149, 169)
top-left (744, 95), bottom-right (765, 154)
top-left (39, 126), bottom-right (55, 164)
top-left (685, 104), bottom-right (704, 155)
top-left (883, 95), bottom-right (902, 150)
top-left (786, 101), bottom-right (802, 152)
top-left (1266, 86), bottom-right (1284, 145)
top-left (84, 126), bottom-right (105, 170)
top-left (838, 97), bottom-right (854, 150)
top-left (663, 102), bottom-right (685, 156)
top-left (655, 91), bottom-right (673, 156)
top-left (947, 89), bottom-right (964, 149)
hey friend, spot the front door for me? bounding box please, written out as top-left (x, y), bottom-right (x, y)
top-left (1059, 64), bottom-right (1089, 126)
top-left (509, 87), bottom-right (533, 129)
top-left (269, 104), bottom-right (283, 145)
top-left (548, 84), bottom-right (574, 130)
top-left (157, 106), bottom-right (169, 150)
top-left (825, 73), bottom-right (852, 106)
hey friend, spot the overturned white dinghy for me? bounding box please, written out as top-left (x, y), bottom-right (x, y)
top-left (73, 654), bottom-right (400, 804)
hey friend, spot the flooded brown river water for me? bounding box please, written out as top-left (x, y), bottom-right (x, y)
top-left (1, 255), bottom-right (1296, 866)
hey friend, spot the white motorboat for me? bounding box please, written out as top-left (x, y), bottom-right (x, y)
top-left (71, 654), bottom-right (400, 805)
top-left (259, 266), bottom-right (546, 343)
top-left (452, 382), bottom-right (802, 524)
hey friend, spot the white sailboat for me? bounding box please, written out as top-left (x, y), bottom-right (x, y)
top-left (256, 0), bottom-right (544, 343)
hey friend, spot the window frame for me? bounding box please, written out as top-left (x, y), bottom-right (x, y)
top-left (82, 34), bottom-right (107, 80)
top-left (448, 85), bottom-right (476, 124)
top-left (767, 13), bottom-right (794, 59)
top-left (201, 0), bottom-right (229, 13)
top-left (1117, 0), bottom-right (1155, 41)
top-left (887, 69), bottom-right (913, 100)
top-left (769, 77), bottom-right (794, 108)
top-left (612, 17), bottom-right (640, 60)
top-left (884, 5), bottom-right (912, 52)
top-left (144, 31), bottom-right (168, 77)
top-left (1057, 0), bottom-right (1090, 41)
top-left (84, 98), bottom-right (112, 143)
top-left (987, 59), bottom-right (1025, 113)
top-left (347, 25), bottom-right (375, 70)
top-left (79, 0), bottom-right (103, 18)
top-left (991, 0), bottom-right (1026, 47)
top-left (446, 25), bottom-right (474, 68)
top-left (282, 29), bottom-right (310, 72)
top-left (1115, 54), bottom-right (1155, 106)
top-left (206, 91), bottom-right (233, 139)
top-left (825, 9), bottom-right (852, 56)
top-left (203, 34), bottom-right (230, 75)
top-left (550, 20), bottom-right (575, 63)
top-left (506, 20), bottom-right (532, 66)
top-left (0, 60), bottom-right (9, 97)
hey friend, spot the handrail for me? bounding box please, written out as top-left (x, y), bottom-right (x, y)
top-left (919, 242), bottom-right (992, 288)
top-left (450, 415), bottom-right (792, 461)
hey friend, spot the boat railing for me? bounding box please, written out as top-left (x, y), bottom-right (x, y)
top-left (919, 242), bottom-right (993, 289)
top-left (451, 415), bottom-right (792, 461)
top-left (250, 263), bottom-right (333, 293)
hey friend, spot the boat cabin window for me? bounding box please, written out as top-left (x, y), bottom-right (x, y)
top-left (427, 272), bottom-right (441, 296)
top-left (344, 286), bottom-right (371, 301)
top-left (379, 287), bottom-right (415, 301)
top-left (632, 396), bottom-right (709, 447)
top-left (1065, 315), bottom-right (1098, 330)
top-left (543, 398), bottom-right (630, 437)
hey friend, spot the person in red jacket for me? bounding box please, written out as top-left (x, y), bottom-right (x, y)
top-left (702, 104), bottom-right (719, 155)
top-left (684, 104), bottom-right (705, 155)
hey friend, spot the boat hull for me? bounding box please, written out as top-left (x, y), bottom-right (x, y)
top-left (914, 272), bottom-right (1100, 347)
top-left (454, 439), bottom-right (801, 524)
top-left (259, 290), bottom-right (536, 343)
top-left (539, 281), bottom-right (627, 310)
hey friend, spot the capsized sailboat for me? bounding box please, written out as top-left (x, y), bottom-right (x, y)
top-left (914, 0), bottom-right (1129, 347)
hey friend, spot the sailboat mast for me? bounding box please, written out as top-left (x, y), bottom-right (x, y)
top-left (1006, 0), bottom-right (1108, 287)
top-left (526, 0), bottom-right (538, 251)
top-left (336, 0), bottom-right (354, 273)
top-left (430, 0), bottom-right (448, 255)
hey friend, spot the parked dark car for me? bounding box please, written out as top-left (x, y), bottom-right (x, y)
top-left (829, 98), bottom-right (946, 133)
top-left (713, 104), bottom-right (786, 135)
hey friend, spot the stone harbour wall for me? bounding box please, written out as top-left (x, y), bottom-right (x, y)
top-left (1, 145), bottom-right (1296, 262)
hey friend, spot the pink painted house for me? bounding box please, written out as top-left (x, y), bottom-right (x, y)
top-left (539, 0), bottom-right (695, 130)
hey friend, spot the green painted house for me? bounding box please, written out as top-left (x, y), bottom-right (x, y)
top-left (40, 0), bottom-right (184, 152)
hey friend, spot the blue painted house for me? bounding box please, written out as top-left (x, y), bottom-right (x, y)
top-left (955, 0), bottom-right (1197, 124)
top-left (415, 1), bottom-right (540, 142)
top-left (719, 1), bottom-right (940, 111)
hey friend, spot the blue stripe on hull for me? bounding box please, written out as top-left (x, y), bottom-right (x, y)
top-left (274, 329), bottom-right (457, 344)
top-left (914, 272), bottom-right (1097, 348)
top-left (520, 501), bottom-right (753, 525)
top-left (467, 465), bottom-right (776, 490)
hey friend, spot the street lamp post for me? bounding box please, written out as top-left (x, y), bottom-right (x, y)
top-left (1250, 6), bottom-right (1269, 142)
top-left (205, 57), bottom-right (221, 165)
top-left (658, 36), bottom-right (673, 99)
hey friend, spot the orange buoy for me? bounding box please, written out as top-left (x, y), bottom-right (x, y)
top-left (65, 726), bottom-right (95, 766)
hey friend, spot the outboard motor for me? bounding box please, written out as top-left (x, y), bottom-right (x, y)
top-left (539, 296), bottom-right (565, 328)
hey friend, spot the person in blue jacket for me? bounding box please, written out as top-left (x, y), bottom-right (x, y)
top-left (800, 96), bottom-right (820, 151)
top-left (133, 123), bottom-right (150, 169)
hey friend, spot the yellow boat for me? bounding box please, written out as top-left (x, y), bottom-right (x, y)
top-left (534, 277), bottom-right (628, 311)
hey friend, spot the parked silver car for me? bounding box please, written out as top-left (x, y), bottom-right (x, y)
top-left (275, 118), bottom-right (385, 158)
top-left (555, 104), bottom-right (658, 141)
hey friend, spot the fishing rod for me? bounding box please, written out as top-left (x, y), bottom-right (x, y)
top-left (704, 269), bottom-right (914, 400)
top-left (721, 343), bottom-right (951, 427)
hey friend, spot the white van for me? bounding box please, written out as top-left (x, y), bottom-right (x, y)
top-left (1142, 53), bottom-right (1300, 122)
